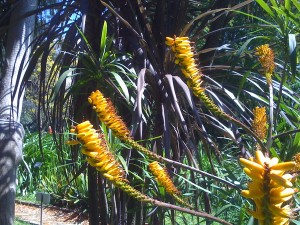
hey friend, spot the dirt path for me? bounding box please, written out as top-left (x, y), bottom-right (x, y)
top-left (15, 201), bottom-right (88, 225)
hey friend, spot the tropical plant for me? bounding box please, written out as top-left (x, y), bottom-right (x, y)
top-left (2, 0), bottom-right (300, 225)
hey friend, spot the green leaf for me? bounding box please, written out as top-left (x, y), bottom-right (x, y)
top-left (51, 68), bottom-right (77, 102)
top-left (237, 71), bottom-right (250, 99)
top-left (176, 174), bottom-right (212, 194)
top-left (292, 131), bottom-right (300, 150)
top-left (110, 72), bottom-right (130, 102)
top-left (291, 0), bottom-right (300, 11)
top-left (256, 0), bottom-right (275, 17)
top-left (285, 0), bottom-right (291, 11)
top-left (100, 21), bottom-right (107, 57)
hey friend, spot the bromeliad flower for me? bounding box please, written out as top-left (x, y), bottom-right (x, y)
top-left (71, 120), bottom-right (127, 182)
top-left (240, 150), bottom-right (297, 225)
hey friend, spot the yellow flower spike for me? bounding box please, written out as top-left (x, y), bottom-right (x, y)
top-left (255, 44), bottom-right (275, 85)
top-left (240, 150), bottom-right (296, 224)
top-left (73, 121), bottom-right (127, 183)
top-left (88, 90), bottom-right (131, 141)
top-left (165, 36), bottom-right (225, 116)
top-left (149, 161), bottom-right (180, 195)
top-left (252, 106), bottom-right (267, 141)
top-left (293, 153), bottom-right (300, 170)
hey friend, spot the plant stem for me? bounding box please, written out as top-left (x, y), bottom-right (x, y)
top-left (150, 198), bottom-right (232, 225)
top-left (115, 180), bottom-right (232, 225)
top-left (126, 139), bottom-right (240, 190)
top-left (266, 83), bottom-right (273, 153)
top-left (272, 128), bottom-right (300, 139)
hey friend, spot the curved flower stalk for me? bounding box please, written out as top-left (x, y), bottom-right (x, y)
top-left (70, 121), bottom-right (232, 225)
top-left (165, 36), bottom-right (267, 151)
top-left (149, 161), bottom-right (191, 208)
top-left (87, 90), bottom-right (241, 190)
top-left (240, 150), bottom-right (297, 225)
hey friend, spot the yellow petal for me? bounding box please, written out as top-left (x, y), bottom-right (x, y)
top-left (66, 140), bottom-right (80, 146)
top-left (270, 187), bottom-right (297, 198)
top-left (268, 204), bottom-right (291, 218)
top-left (271, 161), bottom-right (296, 171)
top-left (255, 150), bottom-right (266, 165)
top-left (240, 158), bottom-right (265, 172)
top-left (269, 173), bottom-right (293, 188)
top-left (241, 189), bottom-right (264, 199)
top-left (243, 168), bottom-right (263, 181)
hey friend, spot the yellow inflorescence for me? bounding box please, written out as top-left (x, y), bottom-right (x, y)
top-left (88, 90), bottom-right (131, 141)
top-left (72, 120), bottom-right (127, 182)
top-left (252, 107), bottom-right (267, 141)
top-left (166, 36), bottom-right (223, 116)
top-left (240, 150), bottom-right (297, 225)
top-left (255, 44), bottom-right (275, 85)
top-left (149, 161), bottom-right (180, 195)
top-left (165, 36), bottom-right (205, 96)
top-left (293, 153), bottom-right (300, 171)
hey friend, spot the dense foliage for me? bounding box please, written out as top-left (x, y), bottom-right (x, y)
top-left (12, 0), bottom-right (300, 224)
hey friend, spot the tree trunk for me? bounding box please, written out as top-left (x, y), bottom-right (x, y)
top-left (0, 0), bottom-right (37, 224)
top-left (0, 120), bottom-right (24, 224)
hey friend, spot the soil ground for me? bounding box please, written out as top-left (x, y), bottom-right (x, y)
top-left (15, 201), bottom-right (88, 225)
